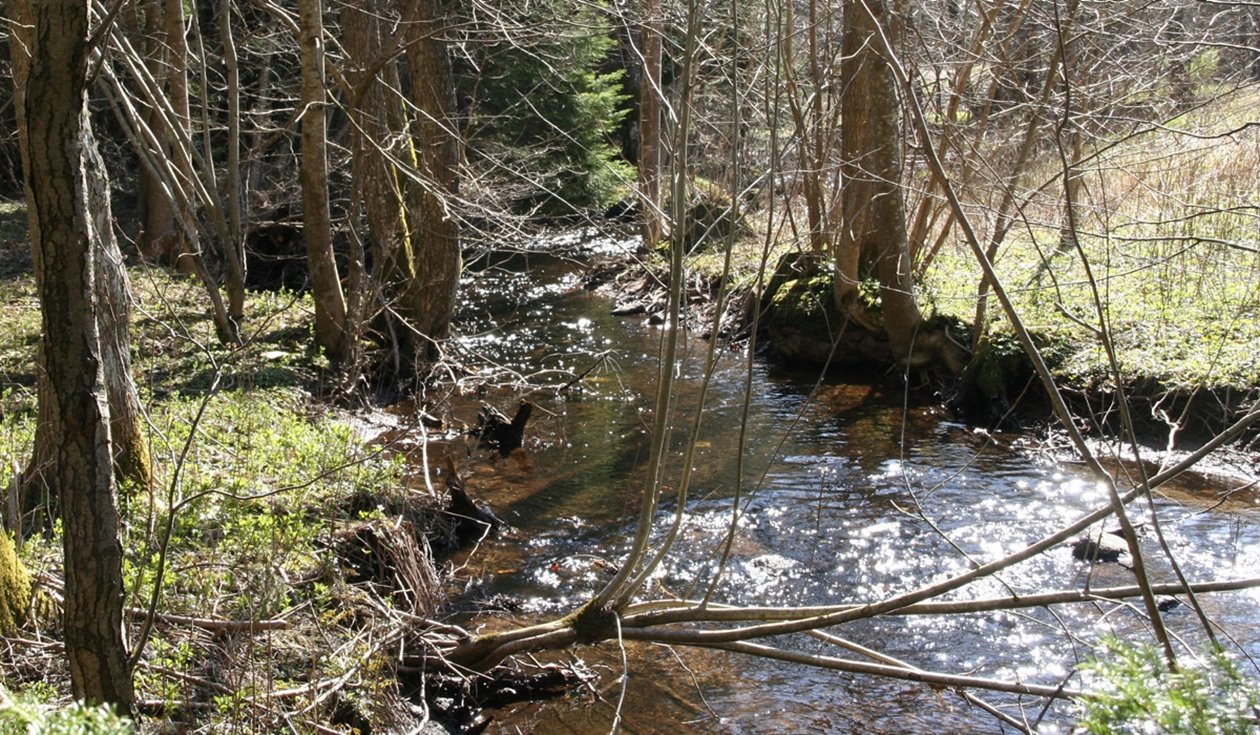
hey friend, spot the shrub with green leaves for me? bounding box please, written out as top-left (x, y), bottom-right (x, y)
top-left (0, 691), bottom-right (133, 734)
top-left (1076, 636), bottom-right (1260, 735)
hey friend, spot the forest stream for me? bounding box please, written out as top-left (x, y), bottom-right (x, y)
top-left (411, 235), bottom-right (1260, 734)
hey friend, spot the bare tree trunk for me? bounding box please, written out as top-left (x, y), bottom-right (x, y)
top-left (785, 0), bottom-right (839, 255)
top-left (399, 0), bottom-right (462, 370)
top-left (165, 0), bottom-right (197, 272)
top-left (343, 0), bottom-right (406, 376)
top-left (137, 0), bottom-right (178, 262)
top-left (298, 0), bottom-right (349, 366)
top-left (638, 0), bottom-right (663, 247)
top-left (14, 0), bottom-right (134, 709)
top-left (13, 0), bottom-right (153, 504)
top-left (86, 142), bottom-right (153, 495)
top-left (192, 1), bottom-right (246, 324)
top-left (838, 0), bottom-right (921, 358)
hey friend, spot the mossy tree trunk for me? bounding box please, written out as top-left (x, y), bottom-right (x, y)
top-left (398, 0), bottom-right (462, 371)
top-left (0, 530), bottom-right (31, 637)
top-left (13, 0), bottom-right (135, 710)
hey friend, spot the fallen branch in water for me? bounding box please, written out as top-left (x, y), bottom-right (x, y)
top-left (617, 577), bottom-right (1260, 626)
top-left (701, 640), bottom-right (1083, 698)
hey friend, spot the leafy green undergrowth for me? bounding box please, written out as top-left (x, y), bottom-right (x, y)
top-left (924, 90), bottom-right (1260, 394)
top-left (3, 378), bottom-right (433, 729)
top-left (1076, 636), bottom-right (1260, 735)
top-left (0, 243), bottom-right (446, 731)
top-left (0, 686), bottom-right (134, 734)
top-left (124, 388), bottom-right (411, 617)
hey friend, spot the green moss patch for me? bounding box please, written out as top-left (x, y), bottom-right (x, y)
top-left (0, 530), bottom-right (31, 636)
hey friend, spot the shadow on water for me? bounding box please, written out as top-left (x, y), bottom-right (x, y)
top-left (436, 236), bottom-right (1260, 734)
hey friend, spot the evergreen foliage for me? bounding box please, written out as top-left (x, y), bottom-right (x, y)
top-left (458, 0), bottom-right (632, 217)
top-left (1077, 636), bottom-right (1260, 735)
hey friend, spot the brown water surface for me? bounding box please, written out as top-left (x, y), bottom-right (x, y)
top-left (435, 238), bottom-right (1260, 734)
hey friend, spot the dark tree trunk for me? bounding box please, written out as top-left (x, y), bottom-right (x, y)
top-left (136, 0), bottom-right (178, 263)
top-left (343, 0), bottom-right (406, 378)
top-left (299, 0), bottom-right (350, 366)
top-left (14, 2), bottom-right (153, 513)
top-left (14, 0), bottom-right (135, 710)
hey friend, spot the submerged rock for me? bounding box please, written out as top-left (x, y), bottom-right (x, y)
top-left (1071, 529), bottom-right (1130, 563)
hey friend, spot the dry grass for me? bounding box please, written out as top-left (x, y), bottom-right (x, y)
top-left (922, 88), bottom-right (1260, 390)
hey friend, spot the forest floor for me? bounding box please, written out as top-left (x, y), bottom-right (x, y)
top-left (0, 205), bottom-right (508, 732)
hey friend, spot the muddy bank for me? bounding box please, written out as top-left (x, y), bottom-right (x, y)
top-left (586, 249), bottom-right (1259, 451)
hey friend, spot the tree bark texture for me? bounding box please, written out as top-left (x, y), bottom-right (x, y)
top-left (400, 0), bottom-right (462, 369)
top-left (299, 0), bottom-right (350, 366)
top-left (12, 0), bottom-right (153, 506)
top-left (15, 0), bottom-right (135, 709)
top-left (344, 0), bottom-right (407, 371)
top-left (220, 0), bottom-right (247, 324)
top-left (137, 0), bottom-right (179, 264)
top-left (838, 0), bottom-right (922, 359)
top-left (344, 0), bottom-right (407, 253)
top-left (137, 0), bottom-right (198, 272)
top-left (638, 0), bottom-right (663, 247)
top-left (84, 132), bottom-right (153, 495)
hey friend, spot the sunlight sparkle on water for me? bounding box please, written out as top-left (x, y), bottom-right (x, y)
top-left (859, 520), bottom-right (901, 538)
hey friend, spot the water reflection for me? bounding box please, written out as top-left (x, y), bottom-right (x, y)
top-left (445, 244), bottom-right (1260, 734)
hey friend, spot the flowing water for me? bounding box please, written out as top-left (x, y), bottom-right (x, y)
top-left (437, 237), bottom-right (1260, 734)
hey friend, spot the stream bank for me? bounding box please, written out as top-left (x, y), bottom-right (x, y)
top-left (587, 241), bottom-right (1260, 451)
